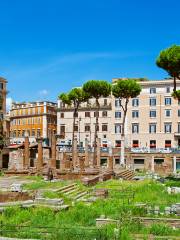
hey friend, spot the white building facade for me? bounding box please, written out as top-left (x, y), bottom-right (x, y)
top-left (57, 79), bottom-right (180, 150)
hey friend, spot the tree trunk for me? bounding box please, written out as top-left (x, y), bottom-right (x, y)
top-left (120, 99), bottom-right (129, 166)
top-left (93, 98), bottom-right (100, 166)
top-left (173, 76), bottom-right (177, 92)
top-left (72, 106), bottom-right (78, 168)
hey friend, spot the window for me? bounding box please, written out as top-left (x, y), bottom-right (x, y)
top-left (166, 87), bottom-right (170, 93)
top-left (165, 109), bottom-right (171, 117)
top-left (37, 129), bottom-right (41, 137)
top-left (85, 125), bottom-right (90, 132)
top-left (150, 87), bottom-right (156, 94)
top-left (102, 111), bottom-right (107, 117)
top-left (115, 111), bottom-right (121, 118)
top-left (103, 135), bottom-right (106, 138)
top-left (27, 130), bottom-right (30, 137)
top-left (150, 140), bottom-right (156, 149)
top-left (102, 124), bottom-right (108, 131)
top-left (60, 125), bottom-right (65, 133)
top-left (37, 107), bottom-right (41, 114)
top-left (165, 140), bottom-right (171, 148)
top-left (150, 110), bottom-right (156, 118)
top-left (178, 123), bottom-right (180, 133)
top-left (115, 140), bottom-right (121, 147)
top-left (165, 97), bottom-right (171, 105)
top-left (31, 129), bottom-right (35, 136)
top-left (85, 112), bottom-right (90, 117)
top-left (150, 98), bottom-right (156, 106)
top-left (22, 130), bottom-right (25, 137)
top-left (132, 140), bottom-right (139, 148)
top-left (32, 108), bottom-right (35, 114)
top-left (13, 131), bottom-right (16, 137)
top-left (132, 110), bottom-right (139, 118)
top-left (154, 158), bottom-right (164, 164)
top-left (115, 124), bottom-right (121, 133)
top-left (115, 99), bottom-right (121, 107)
top-left (104, 99), bottom-right (107, 106)
top-left (178, 110), bottom-right (180, 117)
top-left (74, 125), bottom-right (78, 132)
top-left (134, 159), bottom-right (144, 164)
top-left (94, 112), bottom-right (99, 117)
top-left (37, 117), bottom-right (41, 124)
top-left (164, 123), bottom-right (172, 133)
top-left (132, 123), bottom-right (139, 133)
top-left (61, 113), bottom-right (64, 118)
top-left (149, 124), bottom-right (156, 133)
top-left (132, 98), bottom-right (139, 107)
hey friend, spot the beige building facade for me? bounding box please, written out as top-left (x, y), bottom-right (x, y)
top-left (57, 79), bottom-right (180, 151)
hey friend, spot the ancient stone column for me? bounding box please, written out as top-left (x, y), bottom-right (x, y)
top-left (173, 155), bottom-right (177, 174)
top-left (72, 139), bottom-right (78, 168)
top-left (79, 156), bottom-right (85, 173)
top-left (24, 136), bottom-right (29, 169)
top-left (108, 142), bottom-right (113, 171)
top-left (37, 138), bottom-right (43, 171)
top-left (51, 134), bottom-right (56, 169)
top-left (97, 138), bottom-right (101, 167)
top-left (60, 151), bottom-right (66, 171)
top-left (85, 139), bottom-right (89, 167)
top-left (151, 155), bottom-right (154, 173)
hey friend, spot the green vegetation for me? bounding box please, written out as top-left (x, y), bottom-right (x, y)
top-left (23, 179), bottom-right (71, 190)
top-left (1, 178), bottom-right (180, 239)
top-left (156, 44), bottom-right (180, 92)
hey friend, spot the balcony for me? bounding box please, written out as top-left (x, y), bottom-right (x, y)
top-left (58, 103), bottom-right (112, 112)
top-left (174, 132), bottom-right (180, 137)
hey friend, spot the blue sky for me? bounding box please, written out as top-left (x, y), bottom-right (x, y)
top-left (0, 0), bottom-right (179, 108)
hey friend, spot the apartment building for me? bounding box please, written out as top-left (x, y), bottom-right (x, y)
top-left (10, 101), bottom-right (57, 144)
top-left (57, 79), bottom-right (180, 149)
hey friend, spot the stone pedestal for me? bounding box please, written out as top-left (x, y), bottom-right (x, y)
top-left (24, 136), bottom-right (29, 169)
top-left (37, 138), bottom-right (43, 171)
top-left (51, 134), bottom-right (57, 169)
top-left (85, 139), bottom-right (89, 167)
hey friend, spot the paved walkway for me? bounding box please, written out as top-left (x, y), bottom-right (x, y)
top-left (0, 176), bottom-right (34, 191)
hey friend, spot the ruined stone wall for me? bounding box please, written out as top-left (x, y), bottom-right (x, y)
top-left (8, 149), bottom-right (24, 170)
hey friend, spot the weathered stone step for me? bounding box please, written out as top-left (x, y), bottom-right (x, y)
top-left (34, 198), bottom-right (64, 205)
top-left (73, 191), bottom-right (88, 200)
top-left (64, 188), bottom-right (78, 195)
top-left (116, 170), bottom-right (134, 180)
top-left (36, 204), bottom-right (69, 211)
top-left (55, 183), bottom-right (77, 193)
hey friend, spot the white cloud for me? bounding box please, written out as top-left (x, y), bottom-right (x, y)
top-left (6, 97), bottom-right (13, 112)
top-left (38, 89), bottom-right (49, 96)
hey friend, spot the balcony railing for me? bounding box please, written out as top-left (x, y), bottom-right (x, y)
top-left (174, 132), bottom-right (180, 137)
top-left (58, 103), bottom-right (112, 111)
